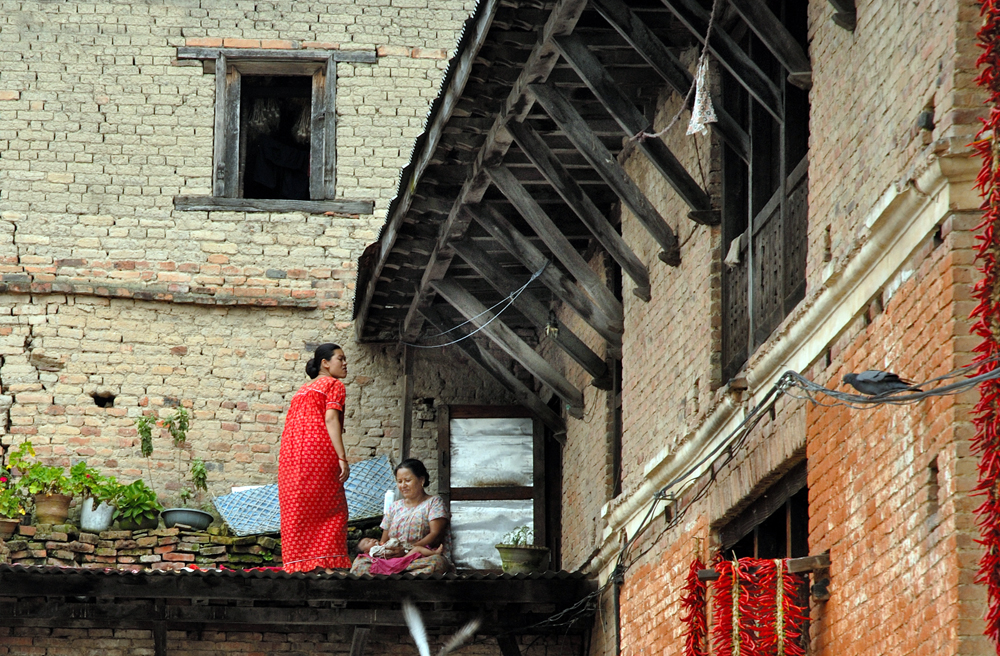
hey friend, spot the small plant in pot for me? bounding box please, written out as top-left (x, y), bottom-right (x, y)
top-left (495, 525), bottom-right (550, 575)
top-left (69, 462), bottom-right (120, 533)
top-left (113, 479), bottom-right (162, 531)
top-left (8, 442), bottom-right (73, 526)
top-left (0, 469), bottom-right (27, 540)
top-left (161, 458), bottom-right (214, 531)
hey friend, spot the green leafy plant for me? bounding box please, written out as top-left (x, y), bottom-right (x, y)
top-left (135, 415), bottom-right (156, 458)
top-left (68, 461), bottom-right (119, 504)
top-left (162, 408), bottom-right (190, 447)
top-left (0, 475), bottom-right (26, 519)
top-left (190, 459), bottom-right (208, 492)
top-left (498, 525), bottom-right (534, 546)
top-left (8, 442), bottom-right (70, 497)
top-left (112, 479), bottom-right (163, 524)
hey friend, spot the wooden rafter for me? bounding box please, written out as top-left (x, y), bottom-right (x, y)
top-left (486, 165), bottom-right (624, 323)
top-left (353, 0), bottom-right (505, 340)
top-left (728, 0), bottom-right (811, 89)
top-left (467, 205), bottom-right (624, 347)
top-left (397, 0), bottom-right (594, 341)
top-left (450, 238), bottom-right (611, 387)
top-left (827, 0), bottom-right (856, 30)
top-left (553, 33), bottom-right (718, 226)
top-left (590, 0), bottom-right (748, 162)
top-left (660, 0), bottom-right (783, 121)
top-left (505, 119), bottom-right (651, 300)
top-left (528, 82), bottom-right (682, 265)
top-left (431, 278), bottom-right (585, 413)
top-left (419, 307), bottom-right (566, 436)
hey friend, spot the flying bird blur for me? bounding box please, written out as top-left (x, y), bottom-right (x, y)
top-left (843, 370), bottom-right (923, 396)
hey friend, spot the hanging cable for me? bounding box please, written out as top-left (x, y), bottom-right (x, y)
top-left (401, 261), bottom-right (549, 349)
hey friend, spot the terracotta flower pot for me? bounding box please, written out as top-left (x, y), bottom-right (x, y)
top-left (0, 517), bottom-right (19, 540)
top-left (33, 493), bottom-right (72, 526)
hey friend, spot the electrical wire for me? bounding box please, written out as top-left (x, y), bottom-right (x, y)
top-left (401, 262), bottom-right (549, 349)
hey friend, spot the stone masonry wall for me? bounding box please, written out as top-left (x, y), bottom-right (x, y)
top-left (0, 0), bottom-right (514, 503)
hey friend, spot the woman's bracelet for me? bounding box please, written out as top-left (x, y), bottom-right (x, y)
top-left (339, 457), bottom-right (349, 462)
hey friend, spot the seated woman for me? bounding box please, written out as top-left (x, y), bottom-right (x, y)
top-left (350, 458), bottom-right (453, 576)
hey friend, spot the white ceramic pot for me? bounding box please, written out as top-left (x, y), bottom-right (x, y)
top-left (80, 497), bottom-right (114, 533)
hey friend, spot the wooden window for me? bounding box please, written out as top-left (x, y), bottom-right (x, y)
top-left (173, 47), bottom-right (376, 215)
top-left (437, 405), bottom-right (549, 570)
top-left (719, 461), bottom-right (808, 559)
top-left (720, 0), bottom-right (810, 382)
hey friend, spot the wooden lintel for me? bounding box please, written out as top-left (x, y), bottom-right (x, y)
top-left (727, 0), bottom-right (811, 89)
top-left (177, 47), bottom-right (377, 64)
top-left (659, 0), bottom-right (783, 122)
top-left (591, 0), bottom-right (749, 163)
top-left (528, 82), bottom-right (681, 266)
top-left (504, 119), bottom-right (650, 299)
top-left (350, 626), bottom-right (371, 656)
top-left (467, 204), bottom-right (624, 346)
top-left (173, 196), bottom-right (374, 215)
top-left (687, 210), bottom-right (721, 226)
top-left (431, 277), bottom-right (586, 411)
top-left (390, 0), bottom-right (592, 342)
top-left (450, 238), bottom-right (610, 385)
top-left (553, 33), bottom-right (713, 214)
top-left (451, 486), bottom-right (534, 501)
top-left (420, 307), bottom-right (566, 437)
top-left (696, 553), bottom-right (832, 581)
top-left (486, 165), bottom-right (624, 323)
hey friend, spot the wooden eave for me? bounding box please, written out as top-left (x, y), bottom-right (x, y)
top-left (353, 0), bottom-right (810, 429)
top-left (0, 565), bottom-right (596, 654)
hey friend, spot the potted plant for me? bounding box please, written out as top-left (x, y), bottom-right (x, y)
top-left (495, 525), bottom-right (550, 575)
top-left (9, 442), bottom-right (73, 525)
top-left (0, 470), bottom-right (26, 540)
top-left (161, 458), bottom-right (213, 530)
top-left (113, 479), bottom-right (162, 531)
top-left (69, 462), bottom-right (119, 533)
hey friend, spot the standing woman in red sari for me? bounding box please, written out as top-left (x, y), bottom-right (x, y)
top-left (279, 343), bottom-right (352, 572)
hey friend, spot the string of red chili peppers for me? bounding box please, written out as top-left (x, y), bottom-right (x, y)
top-left (972, 1), bottom-right (1000, 649)
top-left (680, 559), bottom-right (708, 656)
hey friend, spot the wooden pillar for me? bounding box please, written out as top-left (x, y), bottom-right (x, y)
top-left (400, 344), bottom-right (414, 461)
top-left (350, 626), bottom-right (371, 656)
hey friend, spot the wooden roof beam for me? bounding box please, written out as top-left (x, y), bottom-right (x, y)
top-left (505, 119), bottom-right (651, 300)
top-left (420, 307), bottom-right (566, 438)
top-left (486, 165), bottom-right (625, 323)
top-left (728, 0), bottom-right (811, 89)
top-left (553, 33), bottom-right (718, 226)
top-left (468, 204), bottom-right (624, 348)
top-left (659, 0), bottom-right (782, 122)
top-left (431, 278), bottom-right (585, 414)
top-left (827, 0), bottom-right (856, 30)
top-left (398, 0), bottom-right (593, 342)
top-left (527, 82), bottom-right (681, 265)
top-left (590, 0), bottom-right (748, 162)
top-left (451, 238), bottom-right (611, 388)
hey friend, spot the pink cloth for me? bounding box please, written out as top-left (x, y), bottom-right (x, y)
top-left (366, 551), bottom-right (422, 575)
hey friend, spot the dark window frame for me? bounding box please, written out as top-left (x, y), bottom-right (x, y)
top-left (720, 0), bottom-right (810, 382)
top-left (719, 460), bottom-right (808, 559)
top-left (173, 47), bottom-right (376, 215)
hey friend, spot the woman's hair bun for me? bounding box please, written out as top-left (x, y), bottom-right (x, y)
top-left (305, 343), bottom-right (342, 379)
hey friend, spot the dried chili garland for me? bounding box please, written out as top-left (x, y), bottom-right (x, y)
top-left (709, 557), bottom-right (808, 656)
top-left (680, 558), bottom-right (708, 656)
top-left (754, 559), bottom-right (809, 656)
top-left (711, 558), bottom-right (757, 656)
top-left (973, 1), bottom-right (1000, 648)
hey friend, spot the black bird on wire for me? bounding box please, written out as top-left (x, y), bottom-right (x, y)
top-left (842, 370), bottom-right (923, 396)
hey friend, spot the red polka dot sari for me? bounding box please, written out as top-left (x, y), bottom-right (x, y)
top-left (278, 376), bottom-right (351, 572)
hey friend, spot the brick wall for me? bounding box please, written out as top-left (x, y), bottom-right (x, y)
top-left (0, 626), bottom-right (581, 656)
top-left (0, 0), bottom-right (514, 503)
